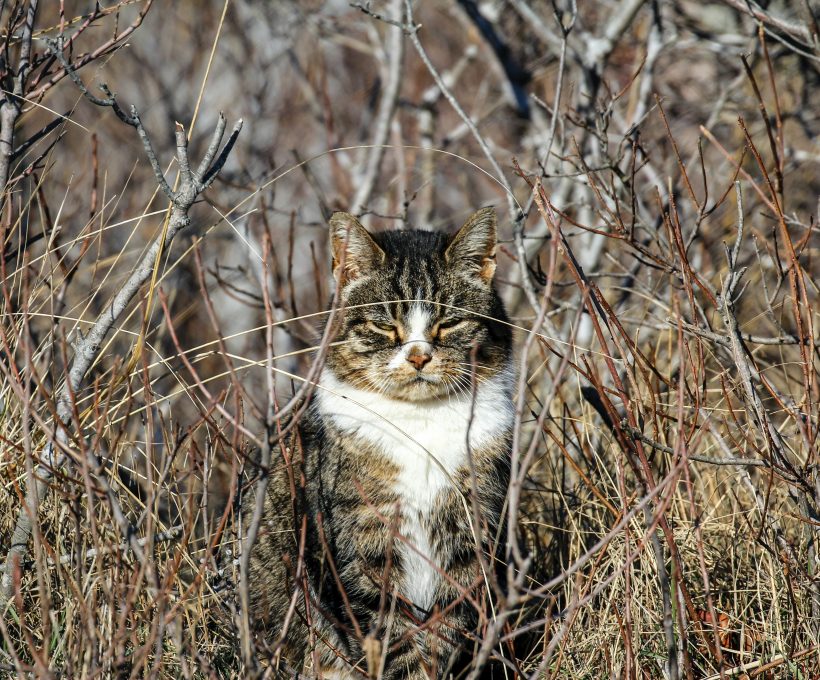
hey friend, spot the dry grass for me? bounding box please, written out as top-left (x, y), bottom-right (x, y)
top-left (1, 0), bottom-right (819, 678)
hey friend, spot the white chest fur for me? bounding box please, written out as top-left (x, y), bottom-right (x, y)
top-left (316, 368), bottom-right (513, 612)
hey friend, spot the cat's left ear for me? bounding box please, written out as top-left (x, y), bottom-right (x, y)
top-left (445, 207), bottom-right (497, 284)
top-left (329, 212), bottom-right (385, 285)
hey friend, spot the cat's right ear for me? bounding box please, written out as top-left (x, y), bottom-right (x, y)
top-left (329, 212), bottom-right (385, 285)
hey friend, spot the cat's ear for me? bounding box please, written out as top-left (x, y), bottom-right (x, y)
top-left (445, 207), bottom-right (497, 283)
top-left (329, 212), bottom-right (385, 284)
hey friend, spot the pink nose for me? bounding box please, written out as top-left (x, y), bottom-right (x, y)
top-left (407, 352), bottom-right (432, 370)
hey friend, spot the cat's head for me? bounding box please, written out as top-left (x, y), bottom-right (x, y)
top-left (324, 208), bottom-right (512, 402)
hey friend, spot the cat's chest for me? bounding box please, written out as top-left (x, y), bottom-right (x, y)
top-left (317, 368), bottom-right (512, 612)
top-left (317, 369), bottom-right (512, 507)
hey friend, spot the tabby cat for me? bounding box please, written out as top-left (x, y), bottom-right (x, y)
top-left (246, 208), bottom-right (514, 678)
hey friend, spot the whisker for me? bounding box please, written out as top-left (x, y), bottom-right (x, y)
top-left (451, 368), bottom-right (490, 386)
top-left (455, 361), bottom-right (493, 368)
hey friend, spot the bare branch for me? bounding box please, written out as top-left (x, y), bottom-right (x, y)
top-left (0, 112), bottom-right (243, 606)
top-left (0, 0), bottom-right (39, 203)
top-left (131, 107), bottom-right (177, 201)
top-left (404, 0), bottom-right (518, 225)
top-left (200, 118), bottom-right (243, 190)
top-left (719, 0), bottom-right (818, 50)
top-left (621, 421), bottom-right (769, 468)
top-left (195, 112), bottom-right (227, 181)
top-left (351, 0), bottom-right (405, 215)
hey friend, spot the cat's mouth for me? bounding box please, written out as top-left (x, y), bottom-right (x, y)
top-left (357, 369), bottom-right (450, 401)
top-left (398, 373), bottom-right (441, 392)
top-left (397, 371), bottom-right (466, 401)
top-left (357, 366), bottom-right (474, 401)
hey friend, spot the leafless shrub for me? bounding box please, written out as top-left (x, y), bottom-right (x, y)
top-left (0, 0), bottom-right (818, 678)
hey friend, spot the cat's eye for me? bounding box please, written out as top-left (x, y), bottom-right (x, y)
top-left (369, 321), bottom-right (396, 332)
top-left (437, 318), bottom-right (465, 331)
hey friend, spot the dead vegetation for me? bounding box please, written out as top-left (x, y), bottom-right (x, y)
top-left (0, 0), bottom-right (818, 677)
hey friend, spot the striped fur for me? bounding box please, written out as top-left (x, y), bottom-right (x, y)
top-left (247, 209), bottom-right (514, 678)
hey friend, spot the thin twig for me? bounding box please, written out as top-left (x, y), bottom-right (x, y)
top-left (0, 106), bottom-right (243, 605)
top-left (352, 0), bottom-right (405, 215)
top-left (621, 421), bottom-right (768, 467)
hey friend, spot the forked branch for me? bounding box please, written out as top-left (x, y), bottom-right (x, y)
top-left (0, 79), bottom-right (242, 604)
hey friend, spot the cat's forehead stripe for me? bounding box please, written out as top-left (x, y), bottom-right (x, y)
top-left (394, 254), bottom-right (434, 307)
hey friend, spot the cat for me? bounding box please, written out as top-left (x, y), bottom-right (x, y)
top-left (245, 207), bottom-right (514, 679)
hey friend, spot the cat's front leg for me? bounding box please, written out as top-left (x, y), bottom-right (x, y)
top-left (324, 610), bottom-right (434, 679)
top-left (417, 554), bottom-right (493, 677)
top-left (368, 602), bottom-right (471, 680)
top-left (375, 631), bottom-right (434, 680)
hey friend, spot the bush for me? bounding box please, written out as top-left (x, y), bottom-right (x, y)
top-left (1, 1), bottom-right (818, 677)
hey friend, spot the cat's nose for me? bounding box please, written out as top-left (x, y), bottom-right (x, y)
top-left (407, 351), bottom-right (432, 370)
